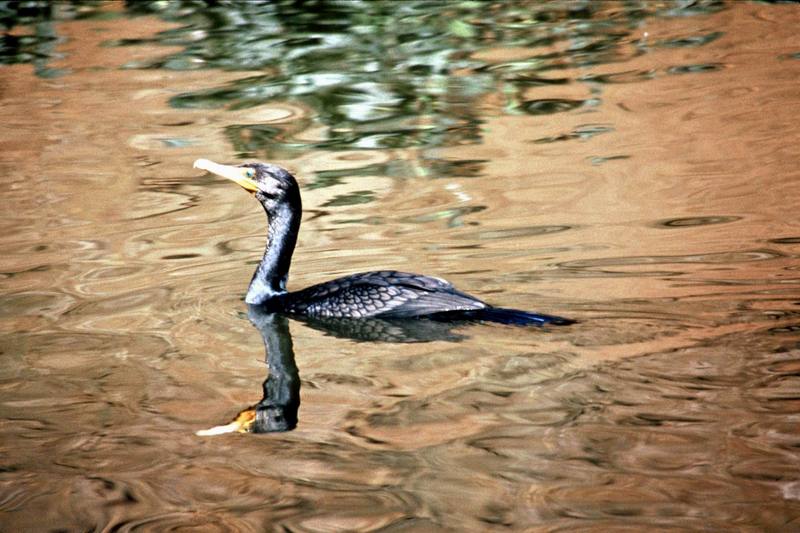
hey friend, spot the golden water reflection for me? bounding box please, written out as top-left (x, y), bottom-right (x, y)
top-left (1, 2), bottom-right (800, 530)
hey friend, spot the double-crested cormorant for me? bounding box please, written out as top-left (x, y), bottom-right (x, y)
top-left (193, 159), bottom-right (572, 326)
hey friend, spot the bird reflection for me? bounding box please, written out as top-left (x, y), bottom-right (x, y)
top-left (197, 305), bottom-right (498, 435)
top-left (197, 308), bottom-right (299, 435)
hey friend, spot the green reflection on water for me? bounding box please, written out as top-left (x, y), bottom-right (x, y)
top-left (1, 0), bottom-right (728, 168)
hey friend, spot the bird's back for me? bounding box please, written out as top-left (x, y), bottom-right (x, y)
top-left (279, 270), bottom-right (487, 319)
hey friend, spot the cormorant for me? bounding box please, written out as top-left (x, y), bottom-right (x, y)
top-left (193, 159), bottom-right (572, 326)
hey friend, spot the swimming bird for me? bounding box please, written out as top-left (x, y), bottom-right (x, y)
top-left (193, 159), bottom-right (572, 326)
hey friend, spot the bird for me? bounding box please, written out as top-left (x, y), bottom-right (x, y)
top-left (193, 159), bottom-right (573, 326)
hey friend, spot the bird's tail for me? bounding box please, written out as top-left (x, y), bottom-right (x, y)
top-left (459, 307), bottom-right (575, 326)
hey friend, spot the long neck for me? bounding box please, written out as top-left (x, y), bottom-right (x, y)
top-left (246, 200), bottom-right (301, 305)
top-left (246, 308), bottom-right (300, 432)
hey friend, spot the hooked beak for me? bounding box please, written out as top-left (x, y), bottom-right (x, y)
top-left (195, 407), bottom-right (256, 436)
top-left (194, 158), bottom-right (259, 193)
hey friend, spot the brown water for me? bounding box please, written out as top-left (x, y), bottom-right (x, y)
top-left (2, 1), bottom-right (800, 531)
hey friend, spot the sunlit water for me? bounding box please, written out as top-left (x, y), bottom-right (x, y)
top-left (2, 1), bottom-right (800, 530)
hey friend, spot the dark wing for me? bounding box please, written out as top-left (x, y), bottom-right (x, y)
top-left (283, 270), bottom-right (487, 318)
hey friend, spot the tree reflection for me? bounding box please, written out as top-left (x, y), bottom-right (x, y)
top-left (2, 0), bottom-right (727, 174)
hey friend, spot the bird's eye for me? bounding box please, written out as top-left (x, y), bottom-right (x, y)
top-left (245, 168), bottom-right (256, 179)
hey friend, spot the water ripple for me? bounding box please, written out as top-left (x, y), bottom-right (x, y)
top-left (2, 1), bottom-right (800, 531)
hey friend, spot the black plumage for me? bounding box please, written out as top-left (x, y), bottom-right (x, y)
top-left (193, 159), bottom-right (572, 326)
top-left (278, 270), bottom-right (484, 318)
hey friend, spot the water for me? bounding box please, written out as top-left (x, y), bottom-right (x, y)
top-left (2, 0), bottom-right (800, 530)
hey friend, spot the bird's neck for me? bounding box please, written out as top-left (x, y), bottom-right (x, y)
top-left (246, 202), bottom-right (301, 305)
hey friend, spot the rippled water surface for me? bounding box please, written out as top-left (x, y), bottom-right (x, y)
top-left (2, 1), bottom-right (800, 530)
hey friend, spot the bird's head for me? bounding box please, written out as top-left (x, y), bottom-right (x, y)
top-left (193, 159), bottom-right (300, 212)
top-left (195, 402), bottom-right (296, 436)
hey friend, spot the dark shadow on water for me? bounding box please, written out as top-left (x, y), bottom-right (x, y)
top-left (199, 304), bottom-right (567, 435)
top-left (197, 310), bottom-right (301, 435)
top-left (197, 306), bottom-right (469, 435)
top-left (297, 314), bottom-right (478, 344)
top-left (243, 309), bottom-right (301, 434)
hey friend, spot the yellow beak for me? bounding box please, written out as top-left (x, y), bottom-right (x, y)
top-left (195, 407), bottom-right (256, 436)
top-left (193, 158), bottom-right (259, 193)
